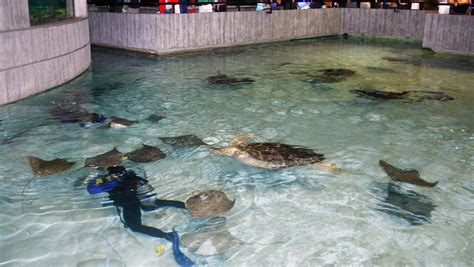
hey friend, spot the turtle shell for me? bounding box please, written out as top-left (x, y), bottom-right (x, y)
top-left (241, 143), bottom-right (325, 167)
top-left (185, 190), bottom-right (235, 218)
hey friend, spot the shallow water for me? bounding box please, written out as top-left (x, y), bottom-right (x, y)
top-left (1, 36), bottom-right (473, 266)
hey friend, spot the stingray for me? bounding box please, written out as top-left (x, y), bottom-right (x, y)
top-left (146, 114), bottom-right (165, 122)
top-left (84, 148), bottom-right (125, 167)
top-left (382, 56), bottom-right (410, 63)
top-left (207, 73), bottom-right (255, 86)
top-left (307, 68), bottom-right (356, 83)
top-left (49, 104), bottom-right (106, 124)
top-left (26, 156), bottom-right (75, 176)
top-left (366, 66), bottom-right (397, 73)
top-left (351, 89), bottom-right (454, 102)
top-left (185, 190), bottom-right (235, 218)
top-left (377, 183), bottom-right (436, 225)
top-left (379, 160), bottom-right (438, 187)
top-left (159, 134), bottom-right (207, 148)
top-left (125, 145), bottom-right (166, 163)
top-left (101, 116), bottom-right (138, 129)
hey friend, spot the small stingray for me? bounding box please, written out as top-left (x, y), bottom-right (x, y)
top-left (351, 89), bottom-right (408, 100)
top-left (146, 114), bottom-right (165, 122)
top-left (84, 148), bottom-right (125, 167)
top-left (308, 68), bottom-right (355, 83)
top-left (49, 104), bottom-right (106, 124)
top-left (351, 89), bottom-right (454, 102)
top-left (382, 56), bottom-right (410, 63)
top-left (366, 66), bottom-right (397, 73)
top-left (207, 74), bottom-right (255, 86)
top-left (185, 190), bottom-right (235, 218)
top-left (379, 160), bottom-right (438, 187)
top-left (159, 134), bottom-right (207, 148)
top-left (377, 183), bottom-right (436, 225)
top-left (102, 116), bottom-right (138, 128)
top-left (26, 156), bottom-right (74, 176)
top-left (125, 145), bottom-right (166, 163)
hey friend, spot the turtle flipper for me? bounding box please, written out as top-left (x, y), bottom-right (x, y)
top-left (314, 162), bottom-right (341, 173)
top-left (229, 133), bottom-right (254, 147)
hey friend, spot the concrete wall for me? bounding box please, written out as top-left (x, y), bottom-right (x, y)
top-left (423, 14), bottom-right (474, 55)
top-left (341, 9), bottom-right (426, 39)
top-left (89, 9), bottom-right (342, 54)
top-left (0, 18), bottom-right (91, 105)
top-left (0, 0), bottom-right (29, 31)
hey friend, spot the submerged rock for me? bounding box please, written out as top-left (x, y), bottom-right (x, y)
top-left (377, 183), bottom-right (436, 225)
top-left (159, 134), bottom-right (206, 148)
top-left (84, 148), bottom-right (125, 167)
top-left (125, 145), bottom-right (166, 163)
top-left (185, 189), bottom-right (235, 218)
top-left (27, 156), bottom-right (74, 176)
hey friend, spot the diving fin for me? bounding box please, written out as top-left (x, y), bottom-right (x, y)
top-left (169, 230), bottom-right (195, 266)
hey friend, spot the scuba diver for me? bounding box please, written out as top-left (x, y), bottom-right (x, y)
top-left (87, 166), bottom-right (194, 266)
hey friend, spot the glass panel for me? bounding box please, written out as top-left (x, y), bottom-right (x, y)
top-left (28, 0), bottom-right (71, 25)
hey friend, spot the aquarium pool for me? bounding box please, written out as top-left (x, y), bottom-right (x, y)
top-left (0, 36), bottom-right (473, 266)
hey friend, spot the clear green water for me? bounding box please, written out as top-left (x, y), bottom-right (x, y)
top-left (1, 36), bottom-right (473, 266)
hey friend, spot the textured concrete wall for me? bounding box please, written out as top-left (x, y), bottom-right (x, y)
top-left (0, 18), bottom-right (91, 105)
top-left (89, 12), bottom-right (158, 52)
top-left (0, 0), bottom-right (29, 31)
top-left (341, 9), bottom-right (426, 39)
top-left (89, 9), bottom-right (342, 54)
top-left (423, 14), bottom-right (474, 55)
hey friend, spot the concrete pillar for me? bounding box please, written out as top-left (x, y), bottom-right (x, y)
top-left (74, 0), bottom-right (88, 18)
top-left (0, 0), bottom-right (30, 31)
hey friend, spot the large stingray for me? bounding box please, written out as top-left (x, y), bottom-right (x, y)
top-left (379, 160), bottom-right (438, 187)
top-left (84, 148), bottom-right (125, 167)
top-left (26, 156), bottom-right (75, 176)
top-left (159, 134), bottom-right (207, 148)
top-left (377, 183), bottom-right (436, 225)
top-left (125, 145), bottom-right (166, 163)
top-left (207, 73), bottom-right (255, 86)
top-left (351, 89), bottom-right (454, 102)
top-left (185, 190), bottom-right (235, 217)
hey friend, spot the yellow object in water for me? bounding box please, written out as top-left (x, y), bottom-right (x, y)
top-left (155, 244), bottom-right (165, 255)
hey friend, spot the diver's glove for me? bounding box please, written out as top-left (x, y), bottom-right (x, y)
top-left (167, 230), bottom-right (195, 266)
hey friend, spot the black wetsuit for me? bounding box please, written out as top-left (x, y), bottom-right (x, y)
top-left (108, 171), bottom-right (185, 241)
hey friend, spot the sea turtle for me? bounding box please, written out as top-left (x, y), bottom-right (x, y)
top-left (207, 73), bottom-right (255, 86)
top-left (185, 189), bottom-right (235, 218)
top-left (211, 133), bottom-right (339, 172)
top-left (377, 183), bottom-right (436, 225)
top-left (26, 156), bottom-right (75, 176)
top-left (159, 134), bottom-right (207, 148)
top-left (84, 147), bottom-right (126, 167)
top-left (125, 145), bottom-right (166, 163)
top-left (379, 160), bottom-right (438, 187)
